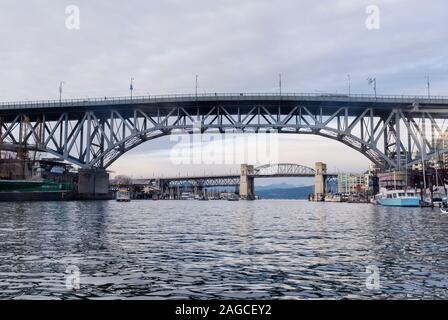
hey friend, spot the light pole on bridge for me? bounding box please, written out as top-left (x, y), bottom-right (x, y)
top-left (426, 75), bottom-right (431, 99)
top-left (347, 74), bottom-right (351, 96)
top-left (130, 77), bottom-right (134, 101)
top-left (279, 73), bottom-right (282, 96)
top-left (195, 75), bottom-right (198, 99)
top-left (59, 81), bottom-right (64, 104)
top-left (367, 77), bottom-right (377, 100)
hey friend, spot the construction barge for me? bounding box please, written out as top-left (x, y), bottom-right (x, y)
top-left (0, 149), bottom-right (112, 201)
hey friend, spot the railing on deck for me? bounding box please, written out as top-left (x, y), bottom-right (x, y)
top-left (1, 92), bottom-right (448, 110)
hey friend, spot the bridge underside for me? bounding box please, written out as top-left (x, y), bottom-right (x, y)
top-left (1, 93), bottom-right (448, 171)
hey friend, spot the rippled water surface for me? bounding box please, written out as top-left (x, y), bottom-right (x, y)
top-left (0, 200), bottom-right (447, 299)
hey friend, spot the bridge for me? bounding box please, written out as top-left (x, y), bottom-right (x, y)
top-left (143, 163), bottom-right (335, 199)
top-left (2, 92), bottom-right (448, 194)
top-left (158, 163), bottom-right (316, 186)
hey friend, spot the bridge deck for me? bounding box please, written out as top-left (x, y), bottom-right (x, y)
top-left (1, 93), bottom-right (448, 117)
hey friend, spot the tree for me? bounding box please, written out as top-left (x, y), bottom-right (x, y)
top-left (114, 175), bottom-right (133, 186)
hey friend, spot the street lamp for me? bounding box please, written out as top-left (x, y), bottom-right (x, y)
top-left (279, 73), bottom-right (282, 95)
top-left (347, 74), bottom-right (351, 96)
top-left (195, 75), bottom-right (198, 98)
top-left (130, 77), bottom-right (134, 100)
top-left (59, 81), bottom-right (64, 104)
top-left (426, 75), bottom-right (431, 99)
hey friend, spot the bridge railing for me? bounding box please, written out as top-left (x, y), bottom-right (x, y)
top-left (2, 92), bottom-right (448, 109)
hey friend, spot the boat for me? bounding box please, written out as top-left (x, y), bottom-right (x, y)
top-left (0, 179), bottom-right (72, 192)
top-left (440, 198), bottom-right (448, 214)
top-left (227, 193), bottom-right (239, 201)
top-left (324, 193), bottom-right (342, 202)
top-left (180, 192), bottom-right (194, 200)
top-left (375, 189), bottom-right (420, 207)
top-left (424, 186), bottom-right (447, 206)
top-left (116, 189), bottom-right (131, 202)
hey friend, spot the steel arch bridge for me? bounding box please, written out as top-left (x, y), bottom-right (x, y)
top-left (2, 92), bottom-right (448, 170)
top-left (156, 163), bottom-right (316, 188)
top-left (253, 163), bottom-right (315, 177)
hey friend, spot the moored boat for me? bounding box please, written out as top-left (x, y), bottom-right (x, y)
top-left (440, 198), bottom-right (448, 214)
top-left (116, 189), bottom-right (131, 202)
top-left (375, 189), bottom-right (420, 207)
top-left (227, 193), bottom-right (239, 201)
top-left (180, 192), bottom-right (194, 200)
top-left (324, 193), bottom-right (342, 202)
top-left (0, 179), bottom-right (73, 192)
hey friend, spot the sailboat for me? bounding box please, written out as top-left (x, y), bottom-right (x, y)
top-left (424, 165), bottom-right (447, 205)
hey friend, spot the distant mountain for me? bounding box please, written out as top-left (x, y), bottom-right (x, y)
top-left (255, 182), bottom-right (302, 190)
top-left (255, 185), bottom-right (314, 199)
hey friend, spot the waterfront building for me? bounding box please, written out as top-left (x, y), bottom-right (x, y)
top-left (337, 173), bottom-right (367, 194)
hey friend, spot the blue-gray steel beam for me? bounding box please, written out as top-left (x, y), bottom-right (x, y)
top-left (2, 93), bottom-right (448, 170)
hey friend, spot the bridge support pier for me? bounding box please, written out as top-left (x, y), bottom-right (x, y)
top-left (240, 164), bottom-right (255, 200)
top-left (314, 162), bottom-right (327, 201)
top-left (194, 186), bottom-right (204, 197)
top-left (78, 168), bottom-right (111, 199)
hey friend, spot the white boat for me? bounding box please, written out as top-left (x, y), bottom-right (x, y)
top-left (227, 193), bottom-right (239, 201)
top-left (424, 186), bottom-right (447, 205)
top-left (180, 192), bottom-right (194, 200)
top-left (440, 198), bottom-right (448, 214)
top-left (116, 189), bottom-right (131, 202)
top-left (324, 193), bottom-right (342, 202)
top-left (375, 189), bottom-right (420, 207)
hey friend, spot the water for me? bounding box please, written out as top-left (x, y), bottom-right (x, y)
top-left (0, 200), bottom-right (447, 299)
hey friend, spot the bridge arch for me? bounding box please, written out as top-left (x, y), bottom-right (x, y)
top-left (90, 122), bottom-right (394, 170)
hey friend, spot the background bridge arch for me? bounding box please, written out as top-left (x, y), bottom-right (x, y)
top-left (253, 163), bottom-right (315, 177)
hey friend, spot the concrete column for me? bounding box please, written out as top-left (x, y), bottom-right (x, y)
top-left (78, 168), bottom-right (110, 195)
top-left (314, 162), bottom-right (327, 201)
top-left (240, 164), bottom-right (255, 200)
top-left (194, 186), bottom-right (203, 196)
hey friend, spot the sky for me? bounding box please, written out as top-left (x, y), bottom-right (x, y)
top-left (0, 0), bottom-right (447, 184)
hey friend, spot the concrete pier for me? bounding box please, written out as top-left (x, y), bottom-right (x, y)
top-left (314, 162), bottom-right (327, 201)
top-left (78, 168), bottom-right (111, 199)
top-left (239, 164), bottom-right (255, 200)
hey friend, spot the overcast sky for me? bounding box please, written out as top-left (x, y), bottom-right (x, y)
top-left (1, 0), bottom-right (447, 183)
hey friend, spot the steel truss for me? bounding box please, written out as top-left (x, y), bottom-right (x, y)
top-left (254, 163), bottom-right (315, 177)
top-left (1, 93), bottom-right (448, 170)
top-left (163, 176), bottom-right (240, 188)
top-left (158, 163), bottom-right (316, 188)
